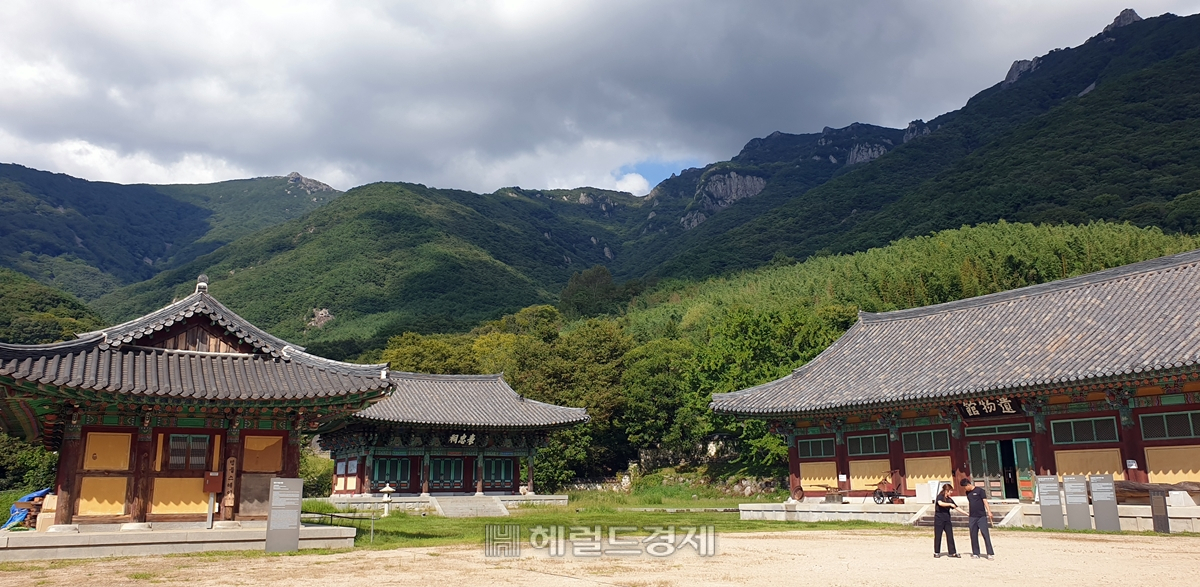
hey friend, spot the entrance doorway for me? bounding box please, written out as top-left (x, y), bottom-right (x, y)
top-left (968, 439), bottom-right (1034, 500)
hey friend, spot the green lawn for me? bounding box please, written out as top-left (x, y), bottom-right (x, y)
top-left (321, 505), bottom-right (896, 549)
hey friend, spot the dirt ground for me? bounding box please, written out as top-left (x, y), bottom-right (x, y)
top-left (3, 529), bottom-right (1196, 587)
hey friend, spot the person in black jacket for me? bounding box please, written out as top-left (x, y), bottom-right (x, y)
top-left (933, 483), bottom-right (965, 558)
top-left (960, 478), bottom-right (995, 559)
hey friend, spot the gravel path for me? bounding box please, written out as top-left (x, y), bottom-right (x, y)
top-left (3, 529), bottom-right (1195, 586)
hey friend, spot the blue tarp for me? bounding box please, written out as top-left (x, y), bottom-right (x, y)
top-left (2, 488), bottom-right (51, 530)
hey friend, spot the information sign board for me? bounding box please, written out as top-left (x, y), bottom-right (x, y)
top-left (1062, 475), bottom-right (1092, 530)
top-left (1089, 474), bottom-right (1120, 531)
top-left (1149, 489), bottom-right (1170, 534)
top-left (1035, 476), bottom-right (1064, 530)
top-left (266, 478), bottom-right (303, 552)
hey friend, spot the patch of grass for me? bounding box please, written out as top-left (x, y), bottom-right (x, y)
top-left (338, 505), bottom-right (895, 550)
top-left (0, 560), bottom-right (85, 572)
top-left (301, 499), bottom-right (352, 514)
top-left (127, 572), bottom-right (156, 580)
top-left (0, 488), bottom-right (27, 517)
top-left (167, 547), bottom-right (352, 560)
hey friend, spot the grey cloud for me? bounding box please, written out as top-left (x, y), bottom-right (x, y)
top-left (0, 0), bottom-right (1193, 192)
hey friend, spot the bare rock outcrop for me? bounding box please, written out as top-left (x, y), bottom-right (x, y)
top-left (903, 120), bottom-right (931, 143)
top-left (1002, 57), bottom-right (1041, 87)
top-left (308, 308), bottom-right (333, 328)
top-left (846, 143), bottom-right (888, 165)
top-left (680, 210), bottom-right (707, 230)
top-left (1103, 9), bottom-right (1142, 33)
top-left (678, 171), bottom-right (766, 230)
top-left (698, 171), bottom-right (767, 212)
top-left (284, 172), bottom-right (337, 194)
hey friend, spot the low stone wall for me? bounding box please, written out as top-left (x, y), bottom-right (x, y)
top-left (740, 502), bottom-right (927, 524)
top-left (1010, 504), bottom-right (1200, 532)
top-left (0, 525), bottom-right (355, 561)
top-left (497, 495), bottom-right (569, 508)
top-left (326, 495), bottom-right (435, 512)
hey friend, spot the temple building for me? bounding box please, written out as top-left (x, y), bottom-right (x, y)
top-left (712, 250), bottom-right (1200, 501)
top-left (0, 276), bottom-right (586, 526)
top-left (320, 373), bottom-right (588, 495)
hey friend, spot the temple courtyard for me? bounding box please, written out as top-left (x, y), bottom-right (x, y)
top-left (1, 528), bottom-right (1195, 586)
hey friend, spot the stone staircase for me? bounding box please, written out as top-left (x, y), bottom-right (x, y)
top-left (430, 496), bottom-right (510, 518)
top-left (913, 503), bottom-right (1016, 528)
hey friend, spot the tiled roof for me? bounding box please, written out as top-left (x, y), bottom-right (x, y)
top-left (711, 249), bottom-right (1200, 417)
top-left (0, 342), bottom-right (391, 401)
top-left (90, 288), bottom-right (296, 357)
top-left (355, 373), bottom-right (589, 430)
top-left (0, 281), bottom-right (391, 402)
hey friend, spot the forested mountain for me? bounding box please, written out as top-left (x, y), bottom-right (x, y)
top-left (631, 10), bottom-right (1200, 279)
top-left (10, 10), bottom-right (1200, 362)
top-left (0, 268), bottom-right (105, 345)
top-left (0, 164), bottom-right (338, 299)
top-left (378, 222), bottom-right (1200, 484)
top-left (91, 183), bottom-right (651, 359)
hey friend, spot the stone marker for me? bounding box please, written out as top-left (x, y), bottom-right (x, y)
top-left (1149, 489), bottom-right (1170, 534)
top-left (1035, 476), bottom-right (1064, 530)
top-left (1089, 474), bottom-right (1120, 531)
top-left (266, 478), bottom-right (304, 552)
top-left (1062, 475), bottom-right (1091, 530)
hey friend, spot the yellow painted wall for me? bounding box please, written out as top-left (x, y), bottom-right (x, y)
top-left (849, 459), bottom-right (892, 490)
top-left (243, 436), bottom-right (283, 472)
top-left (151, 478), bottom-right (210, 514)
top-left (83, 432), bottom-right (131, 471)
top-left (905, 456), bottom-right (952, 491)
top-left (335, 476), bottom-right (346, 491)
top-left (1146, 445), bottom-right (1200, 484)
top-left (345, 476), bottom-right (357, 491)
top-left (1055, 448), bottom-right (1124, 480)
top-left (799, 461), bottom-right (838, 490)
top-left (77, 477), bottom-right (127, 516)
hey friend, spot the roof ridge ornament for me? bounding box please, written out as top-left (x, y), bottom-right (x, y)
top-left (195, 274), bottom-right (209, 294)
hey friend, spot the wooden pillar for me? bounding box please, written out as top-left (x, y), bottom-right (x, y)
top-left (786, 434), bottom-right (802, 501)
top-left (53, 427), bottom-right (83, 525)
top-left (1031, 421), bottom-right (1056, 476)
top-left (475, 453), bottom-right (485, 495)
top-left (526, 453), bottom-right (535, 495)
top-left (283, 429), bottom-right (300, 480)
top-left (834, 435), bottom-right (850, 492)
top-left (948, 426), bottom-right (970, 486)
top-left (129, 428), bottom-right (154, 522)
top-left (1121, 409), bottom-right (1149, 483)
top-left (887, 431), bottom-right (906, 495)
top-left (221, 428), bottom-right (240, 521)
top-left (420, 452), bottom-right (430, 496)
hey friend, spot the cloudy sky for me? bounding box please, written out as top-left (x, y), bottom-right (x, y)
top-left (1, 1), bottom-right (1197, 195)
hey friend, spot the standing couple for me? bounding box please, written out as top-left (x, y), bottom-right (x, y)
top-left (933, 478), bottom-right (995, 560)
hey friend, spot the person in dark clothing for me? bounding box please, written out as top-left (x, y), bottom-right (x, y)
top-left (959, 478), bottom-right (994, 559)
top-left (933, 483), bottom-right (965, 558)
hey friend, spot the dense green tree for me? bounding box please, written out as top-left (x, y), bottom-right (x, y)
top-left (377, 221), bottom-right (1200, 482)
top-left (0, 268), bottom-right (106, 344)
top-left (621, 339), bottom-right (705, 453)
top-left (0, 432), bottom-right (58, 492)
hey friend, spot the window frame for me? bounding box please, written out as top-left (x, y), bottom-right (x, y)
top-left (1050, 417), bottom-right (1120, 445)
top-left (794, 437), bottom-right (837, 459)
top-left (846, 434), bottom-right (889, 457)
top-left (1140, 410), bottom-right (1200, 441)
top-left (901, 429), bottom-right (951, 453)
top-left (166, 434), bottom-right (212, 471)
